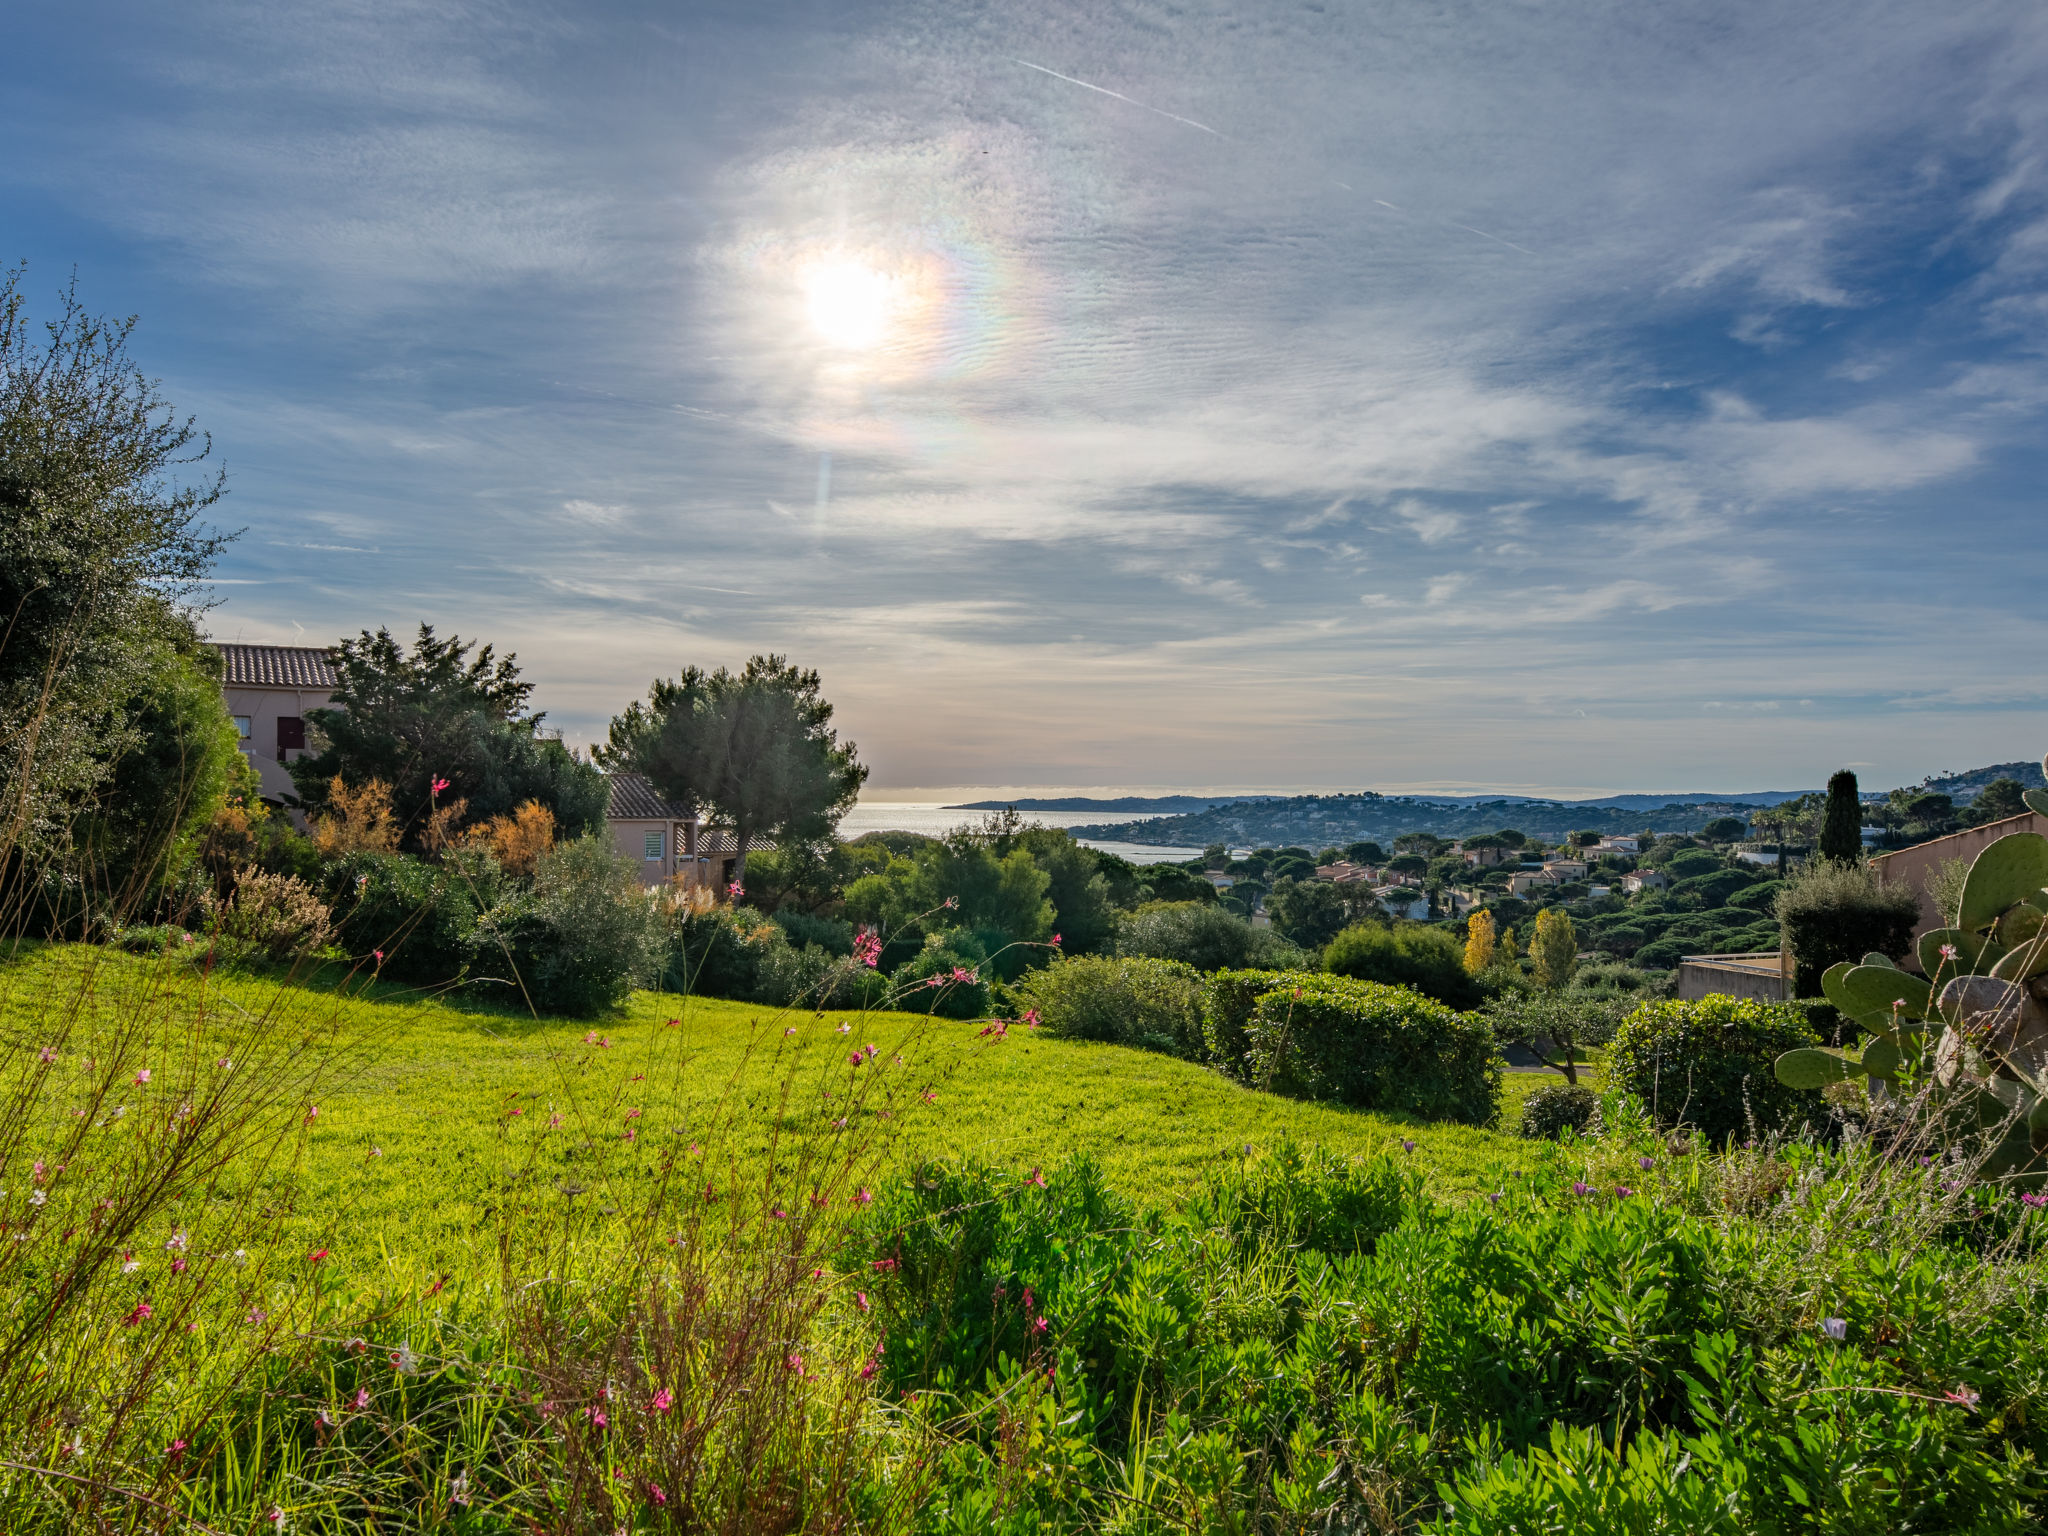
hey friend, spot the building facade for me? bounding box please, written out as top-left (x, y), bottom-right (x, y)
top-left (214, 643), bottom-right (339, 804)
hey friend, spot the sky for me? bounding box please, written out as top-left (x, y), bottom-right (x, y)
top-left (6, 0), bottom-right (2048, 796)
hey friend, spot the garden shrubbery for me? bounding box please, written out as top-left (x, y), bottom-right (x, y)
top-left (478, 835), bottom-right (661, 1016)
top-left (1244, 974), bottom-right (1501, 1123)
top-left (1117, 900), bottom-right (1303, 972)
top-left (1519, 1081), bottom-right (1598, 1139)
top-left (1608, 994), bottom-right (1821, 1144)
top-left (1776, 858), bottom-right (1920, 995)
top-left (1323, 921), bottom-right (1484, 1008)
top-left (1012, 955), bottom-right (1205, 1057)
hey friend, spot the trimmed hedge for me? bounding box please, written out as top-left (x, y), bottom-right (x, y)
top-left (1012, 955), bottom-right (1205, 1058)
top-left (1322, 923), bottom-right (1483, 1009)
top-left (1607, 994), bottom-right (1820, 1145)
top-left (1200, 967), bottom-right (1325, 1077)
top-left (1241, 974), bottom-right (1501, 1124)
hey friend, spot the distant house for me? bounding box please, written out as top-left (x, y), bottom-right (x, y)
top-left (604, 773), bottom-right (771, 892)
top-left (1312, 860), bottom-right (1373, 884)
top-left (1505, 870), bottom-right (1552, 896)
top-left (1542, 858), bottom-right (1589, 882)
top-left (213, 643), bottom-right (339, 805)
top-left (1457, 843), bottom-right (1507, 868)
top-left (1621, 869), bottom-right (1669, 894)
top-left (1203, 871), bottom-right (1236, 890)
top-left (1596, 835), bottom-right (1641, 854)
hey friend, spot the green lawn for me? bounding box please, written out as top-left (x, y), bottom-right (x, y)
top-left (0, 943), bottom-right (1591, 1285)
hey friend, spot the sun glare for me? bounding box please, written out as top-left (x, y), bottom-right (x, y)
top-left (803, 259), bottom-right (894, 350)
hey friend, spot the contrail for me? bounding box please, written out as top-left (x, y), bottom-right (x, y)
top-left (1011, 58), bottom-right (1226, 138)
top-left (1448, 221), bottom-right (1536, 257)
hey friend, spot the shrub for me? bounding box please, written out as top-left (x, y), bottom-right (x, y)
top-left (1726, 879), bottom-right (1781, 913)
top-left (1667, 868), bottom-right (1755, 906)
top-left (773, 908), bottom-right (853, 956)
top-left (1245, 975), bottom-right (1500, 1124)
top-left (892, 935), bottom-right (992, 1019)
top-left (1202, 968), bottom-right (1317, 1077)
top-left (482, 836), bottom-right (660, 1017)
top-left (1775, 858), bottom-right (1918, 994)
top-left (310, 775), bottom-right (399, 857)
top-left (1607, 995), bottom-right (1820, 1144)
top-left (468, 799), bottom-right (555, 876)
top-left (1118, 901), bottom-right (1303, 972)
top-left (1012, 956), bottom-right (1205, 1058)
top-left (1518, 1082), bottom-right (1598, 1139)
top-left (325, 849), bottom-right (489, 983)
top-left (753, 941), bottom-right (837, 1007)
top-left (662, 904), bottom-right (785, 1000)
top-left (1323, 922), bottom-right (1482, 1008)
top-left (206, 867), bottom-right (332, 960)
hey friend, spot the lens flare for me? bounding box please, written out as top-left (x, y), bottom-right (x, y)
top-left (803, 259), bottom-right (894, 349)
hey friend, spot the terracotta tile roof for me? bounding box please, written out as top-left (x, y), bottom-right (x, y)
top-left (214, 643), bottom-right (338, 689)
top-left (606, 772), bottom-right (694, 821)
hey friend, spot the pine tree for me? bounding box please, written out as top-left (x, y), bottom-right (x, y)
top-left (1819, 769), bottom-right (1863, 864)
top-left (1530, 908), bottom-right (1578, 991)
top-left (1464, 909), bottom-right (1497, 973)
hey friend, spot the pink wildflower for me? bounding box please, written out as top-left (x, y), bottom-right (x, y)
top-left (625, 1107), bottom-right (642, 1118)
top-left (769, 1208), bottom-right (787, 1220)
top-left (1033, 1315), bottom-right (1049, 1335)
top-left (167, 1439), bottom-right (187, 1457)
top-left (650, 1483), bottom-right (668, 1506)
top-left (853, 1186), bottom-right (873, 1205)
top-left (586, 1406), bottom-right (608, 1429)
top-left (1945, 1385), bottom-right (1982, 1409)
top-left (1022, 1010), bottom-right (1040, 1028)
top-left (307, 1248), bottom-right (329, 1265)
top-left (861, 1360), bottom-right (879, 1380)
top-left (872, 1257), bottom-right (899, 1272)
top-left (1050, 933), bottom-right (1061, 947)
top-left (1022, 1286), bottom-right (1035, 1311)
top-left (854, 929), bottom-right (882, 967)
top-left (355, 1388), bottom-right (371, 1409)
top-left (850, 1052), bottom-right (864, 1067)
top-left (431, 776), bottom-right (451, 796)
top-left (135, 1068), bottom-right (151, 1085)
top-left (1940, 943), bottom-right (1959, 960)
top-left (786, 1351), bottom-right (804, 1372)
top-left (855, 1290), bottom-right (871, 1313)
top-left (1026, 1167), bottom-right (1047, 1189)
top-left (373, 949), bottom-right (384, 965)
top-left (305, 1105), bottom-right (319, 1123)
top-left (1616, 1186), bottom-right (1634, 1199)
top-left (123, 1302), bottom-right (152, 1326)
top-left (37, 1046), bottom-right (55, 1064)
top-left (785, 1027), bottom-right (797, 1036)
top-left (728, 880), bottom-right (744, 898)
top-left (651, 1387), bottom-right (673, 1413)
top-left (922, 1089), bottom-right (937, 1103)
top-left (171, 1256), bottom-right (187, 1274)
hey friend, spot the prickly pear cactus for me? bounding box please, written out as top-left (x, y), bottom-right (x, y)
top-left (1774, 753), bottom-right (2048, 1176)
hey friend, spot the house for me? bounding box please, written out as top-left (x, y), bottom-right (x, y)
top-left (1542, 858), bottom-right (1589, 882)
top-left (1457, 843), bottom-right (1507, 868)
top-left (1596, 835), bottom-right (1641, 855)
top-left (1203, 871), bottom-right (1236, 891)
top-left (604, 772), bottom-right (771, 892)
top-left (607, 772), bottom-right (701, 886)
top-left (1313, 860), bottom-right (1374, 884)
top-left (213, 643), bottom-right (339, 804)
top-left (1621, 869), bottom-right (1669, 894)
top-left (1505, 869), bottom-right (1553, 896)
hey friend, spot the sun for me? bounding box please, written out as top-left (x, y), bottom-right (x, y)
top-left (802, 258), bottom-right (894, 350)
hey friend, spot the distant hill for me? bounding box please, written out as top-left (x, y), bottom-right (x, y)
top-left (1068, 792), bottom-right (1776, 849)
top-left (1397, 790), bottom-right (1817, 811)
top-left (1917, 760), bottom-right (2046, 802)
top-left (945, 795), bottom-right (1282, 813)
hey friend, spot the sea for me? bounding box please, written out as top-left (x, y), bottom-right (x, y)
top-left (838, 801), bottom-right (1200, 865)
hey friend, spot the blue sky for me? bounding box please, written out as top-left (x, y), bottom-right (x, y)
top-left (7, 0), bottom-right (2047, 795)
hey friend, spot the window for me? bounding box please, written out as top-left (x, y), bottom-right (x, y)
top-left (232, 715), bottom-right (252, 739)
top-left (276, 716), bottom-right (305, 761)
top-left (643, 830), bottom-right (665, 861)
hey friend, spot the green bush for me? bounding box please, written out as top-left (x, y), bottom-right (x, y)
top-left (1200, 967), bottom-right (1324, 1078)
top-left (1519, 1082), bottom-right (1598, 1139)
top-left (480, 836), bottom-right (659, 1017)
top-left (1012, 955), bottom-right (1205, 1058)
top-left (1245, 975), bottom-right (1500, 1123)
top-left (1657, 848), bottom-right (1724, 880)
top-left (1775, 859), bottom-right (1919, 995)
top-left (1322, 922), bottom-right (1482, 1009)
top-left (661, 904), bottom-right (783, 1000)
top-left (1117, 901), bottom-right (1303, 972)
top-left (892, 935), bottom-right (992, 1019)
top-left (1726, 879), bottom-right (1782, 913)
top-left (1608, 995), bottom-right (1820, 1144)
top-left (1667, 868), bottom-right (1755, 906)
top-left (325, 849), bottom-right (492, 983)
top-left (771, 908), bottom-right (853, 956)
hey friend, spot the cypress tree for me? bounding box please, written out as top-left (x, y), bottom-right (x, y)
top-left (1819, 769), bottom-right (1863, 864)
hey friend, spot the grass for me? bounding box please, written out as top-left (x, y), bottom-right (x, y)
top-left (0, 942), bottom-right (1584, 1285)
